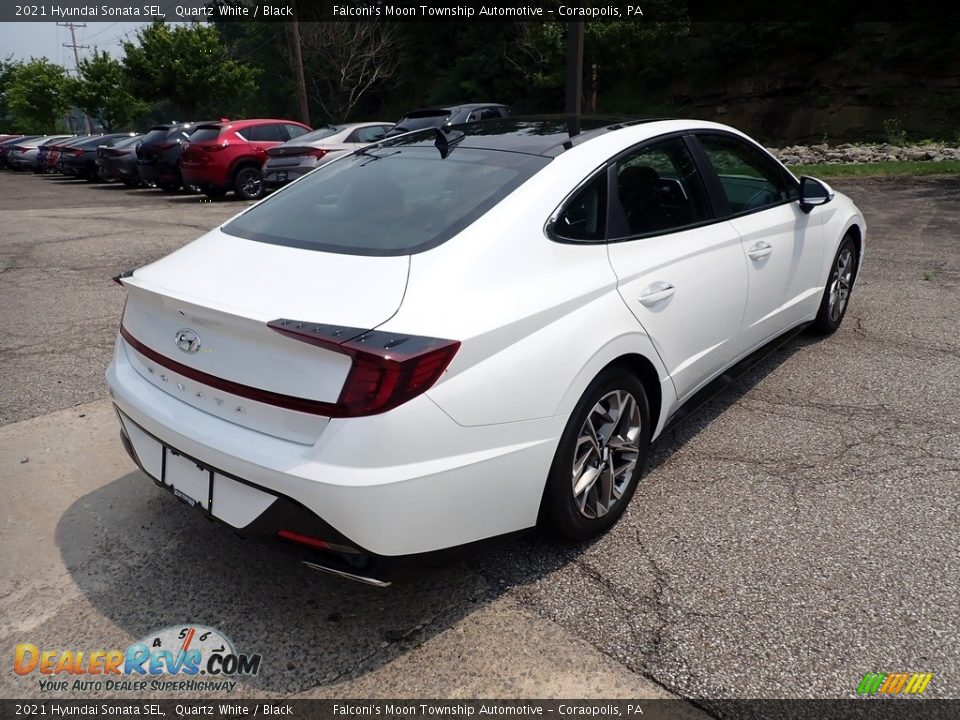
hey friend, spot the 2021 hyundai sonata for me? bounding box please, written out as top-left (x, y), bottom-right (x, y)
top-left (108, 117), bottom-right (864, 585)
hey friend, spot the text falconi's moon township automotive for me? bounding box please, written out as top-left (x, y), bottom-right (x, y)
top-left (331, 4), bottom-right (629, 17)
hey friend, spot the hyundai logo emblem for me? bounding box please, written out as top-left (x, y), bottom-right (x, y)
top-left (174, 329), bottom-right (201, 354)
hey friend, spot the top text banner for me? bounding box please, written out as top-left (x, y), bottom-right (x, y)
top-left (3, 0), bottom-right (955, 22)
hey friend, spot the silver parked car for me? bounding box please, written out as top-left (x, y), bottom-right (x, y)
top-left (7, 136), bottom-right (73, 171)
top-left (262, 122), bottom-right (393, 188)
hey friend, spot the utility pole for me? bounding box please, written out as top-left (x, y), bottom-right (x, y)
top-left (58, 22), bottom-right (93, 133)
top-left (565, 21), bottom-right (584, 117)
top-left (287, 6), bottom-right (310, 126)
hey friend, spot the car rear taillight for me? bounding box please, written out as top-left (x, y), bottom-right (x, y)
top-left (200, 141), bottom-right (228, 152)
top-left (306, 148), bottom-right (329, 158)
top-left (67, 148), bottom-right (84, 156)
top-left (267, 319), bottom-right (460, 417)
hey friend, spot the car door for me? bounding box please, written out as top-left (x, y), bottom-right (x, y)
top-left (694, 132), bottom-right (825, 354)
top-left (605, 134), bottom-right (749, 402)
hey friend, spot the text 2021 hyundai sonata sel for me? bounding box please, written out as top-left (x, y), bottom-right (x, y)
top-left (107, 117), bottom-right (864, 585)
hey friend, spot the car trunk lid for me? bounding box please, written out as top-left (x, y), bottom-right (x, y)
top-left (118, 229), bottom-right (410, 443)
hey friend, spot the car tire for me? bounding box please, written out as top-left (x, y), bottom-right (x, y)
top-left (202, 187), bottom-right (227, 199)
top-left (809, 234), bottom-right (858, 335)
top-left (233, 166), bottom-right (264, 200)
top-left (541, 365), bottom-right (651, 542)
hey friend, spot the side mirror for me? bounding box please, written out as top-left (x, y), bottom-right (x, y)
top-left (799, 176), bottom-right (834, 213)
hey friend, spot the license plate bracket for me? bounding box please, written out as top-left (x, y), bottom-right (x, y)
top-left (162, 446), bottom-right (214, 512)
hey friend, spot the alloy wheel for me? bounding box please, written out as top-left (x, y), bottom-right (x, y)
top-left (828, 246), bottom-right (854, 322)
top-left (237, 168), bottom-right (263, 199)
top-left (571, 390), bottom-right (643, 519)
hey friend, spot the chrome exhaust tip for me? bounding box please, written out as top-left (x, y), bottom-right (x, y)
top-left (302, 560), bottom-right (392, 587)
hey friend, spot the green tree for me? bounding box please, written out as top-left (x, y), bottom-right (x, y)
top-left (5, 59), bottom-right (72, 133)
top-left (0, 56), bottom-right (22, 129)
top-left (122, 22), bottom-right (259, 119)
top-left (71, 50), bottom-right (148, 132)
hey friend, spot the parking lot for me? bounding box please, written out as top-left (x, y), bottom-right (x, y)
top-left (1, 171), bottom-right (958, 703)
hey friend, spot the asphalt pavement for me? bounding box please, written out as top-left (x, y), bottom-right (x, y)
top-left (0, 171), bottom-right (958, 704)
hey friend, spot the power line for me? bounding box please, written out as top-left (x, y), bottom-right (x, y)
top-left (57, 22), bottom-right (93, 133)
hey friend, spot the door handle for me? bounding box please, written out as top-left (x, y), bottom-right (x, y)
top-left (638, 282), bottom-right (676, 306)
top-left (748, 241), bottom-right (773, 260)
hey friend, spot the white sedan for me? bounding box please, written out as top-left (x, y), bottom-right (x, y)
top-left (108, 118), bottom-right (864, 585)
top-left (261, 121), bottom-right (393, 188)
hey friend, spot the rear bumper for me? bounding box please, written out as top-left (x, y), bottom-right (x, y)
top-left (106, 334), bottom-right (563, 567)
top-left (182, 164), bottom-right (229, 188)
top-left (263, 166), bottom-right (311, 187)
top-left (102, 160), bottom-right (138, 180)
top-left (137, 162), bottom-right (179, 184)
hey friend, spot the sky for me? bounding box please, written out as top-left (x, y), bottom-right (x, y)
top-left (0, 22), bottom-right (152, 66)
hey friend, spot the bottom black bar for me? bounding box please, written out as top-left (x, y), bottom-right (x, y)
top-left (1, 699), bottom-right (957, 720)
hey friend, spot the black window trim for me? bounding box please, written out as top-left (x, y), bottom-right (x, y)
top-left (546, 130), bottom-right (723, 245)
top-left (546, 128), bottom-right (805, 247)
top-left (689, 130), bottom-right (801, 221)
top-left (544, 161), bottom-right (611, 244)
top-left (605, 132), bottom-right (718, 242)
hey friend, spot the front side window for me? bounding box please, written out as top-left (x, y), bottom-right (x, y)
top-left (613, 137), bottom-right (710, 237)
top-left (697, 134), bottom-right (796, 214)
top-left (552, 172), bottom-right (608, 242)
top-left (223, 146), bottom-right (549, 256)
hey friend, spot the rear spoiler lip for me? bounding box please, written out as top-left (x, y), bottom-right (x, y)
top-left (112, 269), bottom-right (134, 286)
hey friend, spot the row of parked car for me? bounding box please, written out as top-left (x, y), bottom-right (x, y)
top-left (0, 103), bottom-right (512, 200)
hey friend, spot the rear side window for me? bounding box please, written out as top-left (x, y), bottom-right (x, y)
top-left (223, 147), bottom-right (549, 256)
top-left (552, 173), bottom-right (607, 242)
top-left (348, 125), bottom-right (388, 143)
top-left (245, 124), bottom-right (286, 142)
top-left (612, 137), bottom-right (710, 237)
top-left (285, 124), bottom-right (309, 139)
top-left (697, 134), bottom-right (797, 214)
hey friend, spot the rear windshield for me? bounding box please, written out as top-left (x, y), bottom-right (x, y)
top-left (112, 136), bottom-right (141, 149)
top-left (188, 127), bottom-right (222, 143)
top-left (393, 112), bottom-right (451, 132)
top-left (223, 146), bottom-right (549, 256)
top-left (291, 126), bottom-right (341, 144)
top-left (141, 127), bottom-right (171, 145)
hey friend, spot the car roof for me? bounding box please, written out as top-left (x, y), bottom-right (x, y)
top-left (384, 115), bottom-right (669, 157)
top-left (196, 119), bottom-right (309, 131)
top-left (401, 103), bottom-right (509, 116)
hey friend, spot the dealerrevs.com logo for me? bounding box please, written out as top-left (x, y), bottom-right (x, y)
top-left (14, 625), bottom-right (261, 693)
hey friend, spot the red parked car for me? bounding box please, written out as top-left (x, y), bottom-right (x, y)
top-left (180, 119), bottom-right (312, 200)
